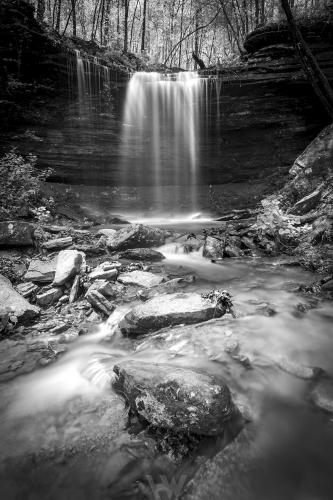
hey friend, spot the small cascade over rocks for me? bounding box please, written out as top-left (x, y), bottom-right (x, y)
top-left (120, 72), bottom-right (210, 213)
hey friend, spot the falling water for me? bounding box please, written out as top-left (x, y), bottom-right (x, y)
top-left (120, 72), bottom-right (207, 213)
top-left (71, 49), bottom-right (113, 115)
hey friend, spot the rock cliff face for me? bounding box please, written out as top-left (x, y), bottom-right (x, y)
top-left (199, 20), bottom-right (333, 187)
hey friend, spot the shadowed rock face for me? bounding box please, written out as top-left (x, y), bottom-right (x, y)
top-left (113, 360), bottom-right (235, 435)
top-left (0, 274), bottom-right (40, 322)
top-left (119, 292), bottom-right (225, 336)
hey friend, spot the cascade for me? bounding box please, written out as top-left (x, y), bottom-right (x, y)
top-left (71, 49), bottom-right (113, 114)
top-left (120, 71), bottom-right (209, 213)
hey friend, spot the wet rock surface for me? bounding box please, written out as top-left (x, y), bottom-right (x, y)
top-left (117, 248), bottom-right (165, 261)
top-left (119, 292), bottom-right (226, 336)
top-left (106, 224), bottom-right (165, 251)
top-left (114, 360), bottom-right (235, 435)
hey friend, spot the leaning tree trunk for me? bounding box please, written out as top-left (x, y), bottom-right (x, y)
top-left (280, 0), bottom-right (333, 118)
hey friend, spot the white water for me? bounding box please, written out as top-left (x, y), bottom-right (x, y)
top-left (120, 72), bottom-right (207, 212)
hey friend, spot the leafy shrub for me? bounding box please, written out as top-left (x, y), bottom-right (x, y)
top-left (0, 149), bottom-right (52, 221)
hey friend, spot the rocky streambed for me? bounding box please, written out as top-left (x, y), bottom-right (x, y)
top-left (0, 212), bottom-right (333, 499)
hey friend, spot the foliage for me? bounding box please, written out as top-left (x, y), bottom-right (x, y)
top-left (26, 0), bottom-right (332, 69)
top-left (0, 149), bottom-right (53, 221)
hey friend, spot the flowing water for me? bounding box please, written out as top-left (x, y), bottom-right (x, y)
top-left (1, 60), bottom-right (332, 499)
top-left (0, 243), bottom-right (333, 499)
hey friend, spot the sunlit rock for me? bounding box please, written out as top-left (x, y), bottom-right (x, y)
top-left (52, 249), bottom-right (83, 286)
top-left (113, 360), bottom-right (235, 435)
top-left (119, 292), bottom-right (225, 336)
top-left (106, 224), bottom-right (165, 252)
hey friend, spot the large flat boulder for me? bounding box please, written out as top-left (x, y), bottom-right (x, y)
top-left (53, 250), bottom-right (83, 286)
top-left (0, 221), bottom-right (34, 247)
top-left (114, 360), bottom-right (235, 435)
top-left (24, 256), bottom-right (58, 283)
top-left (106, 224), bottom-right (165, 252)
top-left (119, 292), bottom-right (224, 336)
top-left (0, 274), bottom-right (40, 322)
top-left (118, 270), bottom-right (165, 288)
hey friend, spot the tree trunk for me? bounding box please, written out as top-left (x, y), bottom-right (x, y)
top-left (71, 0), bottom-right (77, 36)
top-left (280, 0), bottom-right (333, 118)
top-left (56, 0), bottom-right (62, 31)
top-left (124, 0), bottom-right (130, 52)
top-left (104, 0), bottom-right (112, 45)
top-left (141, 0), bottom-right (147, 52)
top-left (37, 0), bottom-right (46, 22)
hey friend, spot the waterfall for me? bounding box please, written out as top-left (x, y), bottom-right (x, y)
top-left (120, 72), bottom-right (207, 213)
top-left (71, 49), bottom-right (113, 115)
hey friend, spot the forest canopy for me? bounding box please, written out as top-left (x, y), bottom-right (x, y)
top-left (24, 0), bottom-right (333, 68)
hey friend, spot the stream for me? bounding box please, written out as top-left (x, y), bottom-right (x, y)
top-left (0, 236), bottom-right (333, 500)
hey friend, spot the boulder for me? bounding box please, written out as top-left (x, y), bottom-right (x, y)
top-left (52, 250), bottom-right (83, 286)
top-left (312, 380), bottom-right (333, 414)
top-left (118, 270), bottom-right (165, 288)
top-left (24, 256), bottom-right (58, 283)
top-left (0, 221), bottom-right (34, 247)
top-left (36, 287), bottom-right (62, 307)
top-left (42, 237), bottom-right (73, 251)
top-left (117, 248), bottom-right (165, 261)
top-left (119, 292), bottom-right (225, 336)
top-left (106, 224), bottom-right (165, 252)
top-left (202, 236), bottom-right (225, 260)
top-left (113, 360), bottom-right (235, 435)
top-left (0, 274), bottom-right (40, 322)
